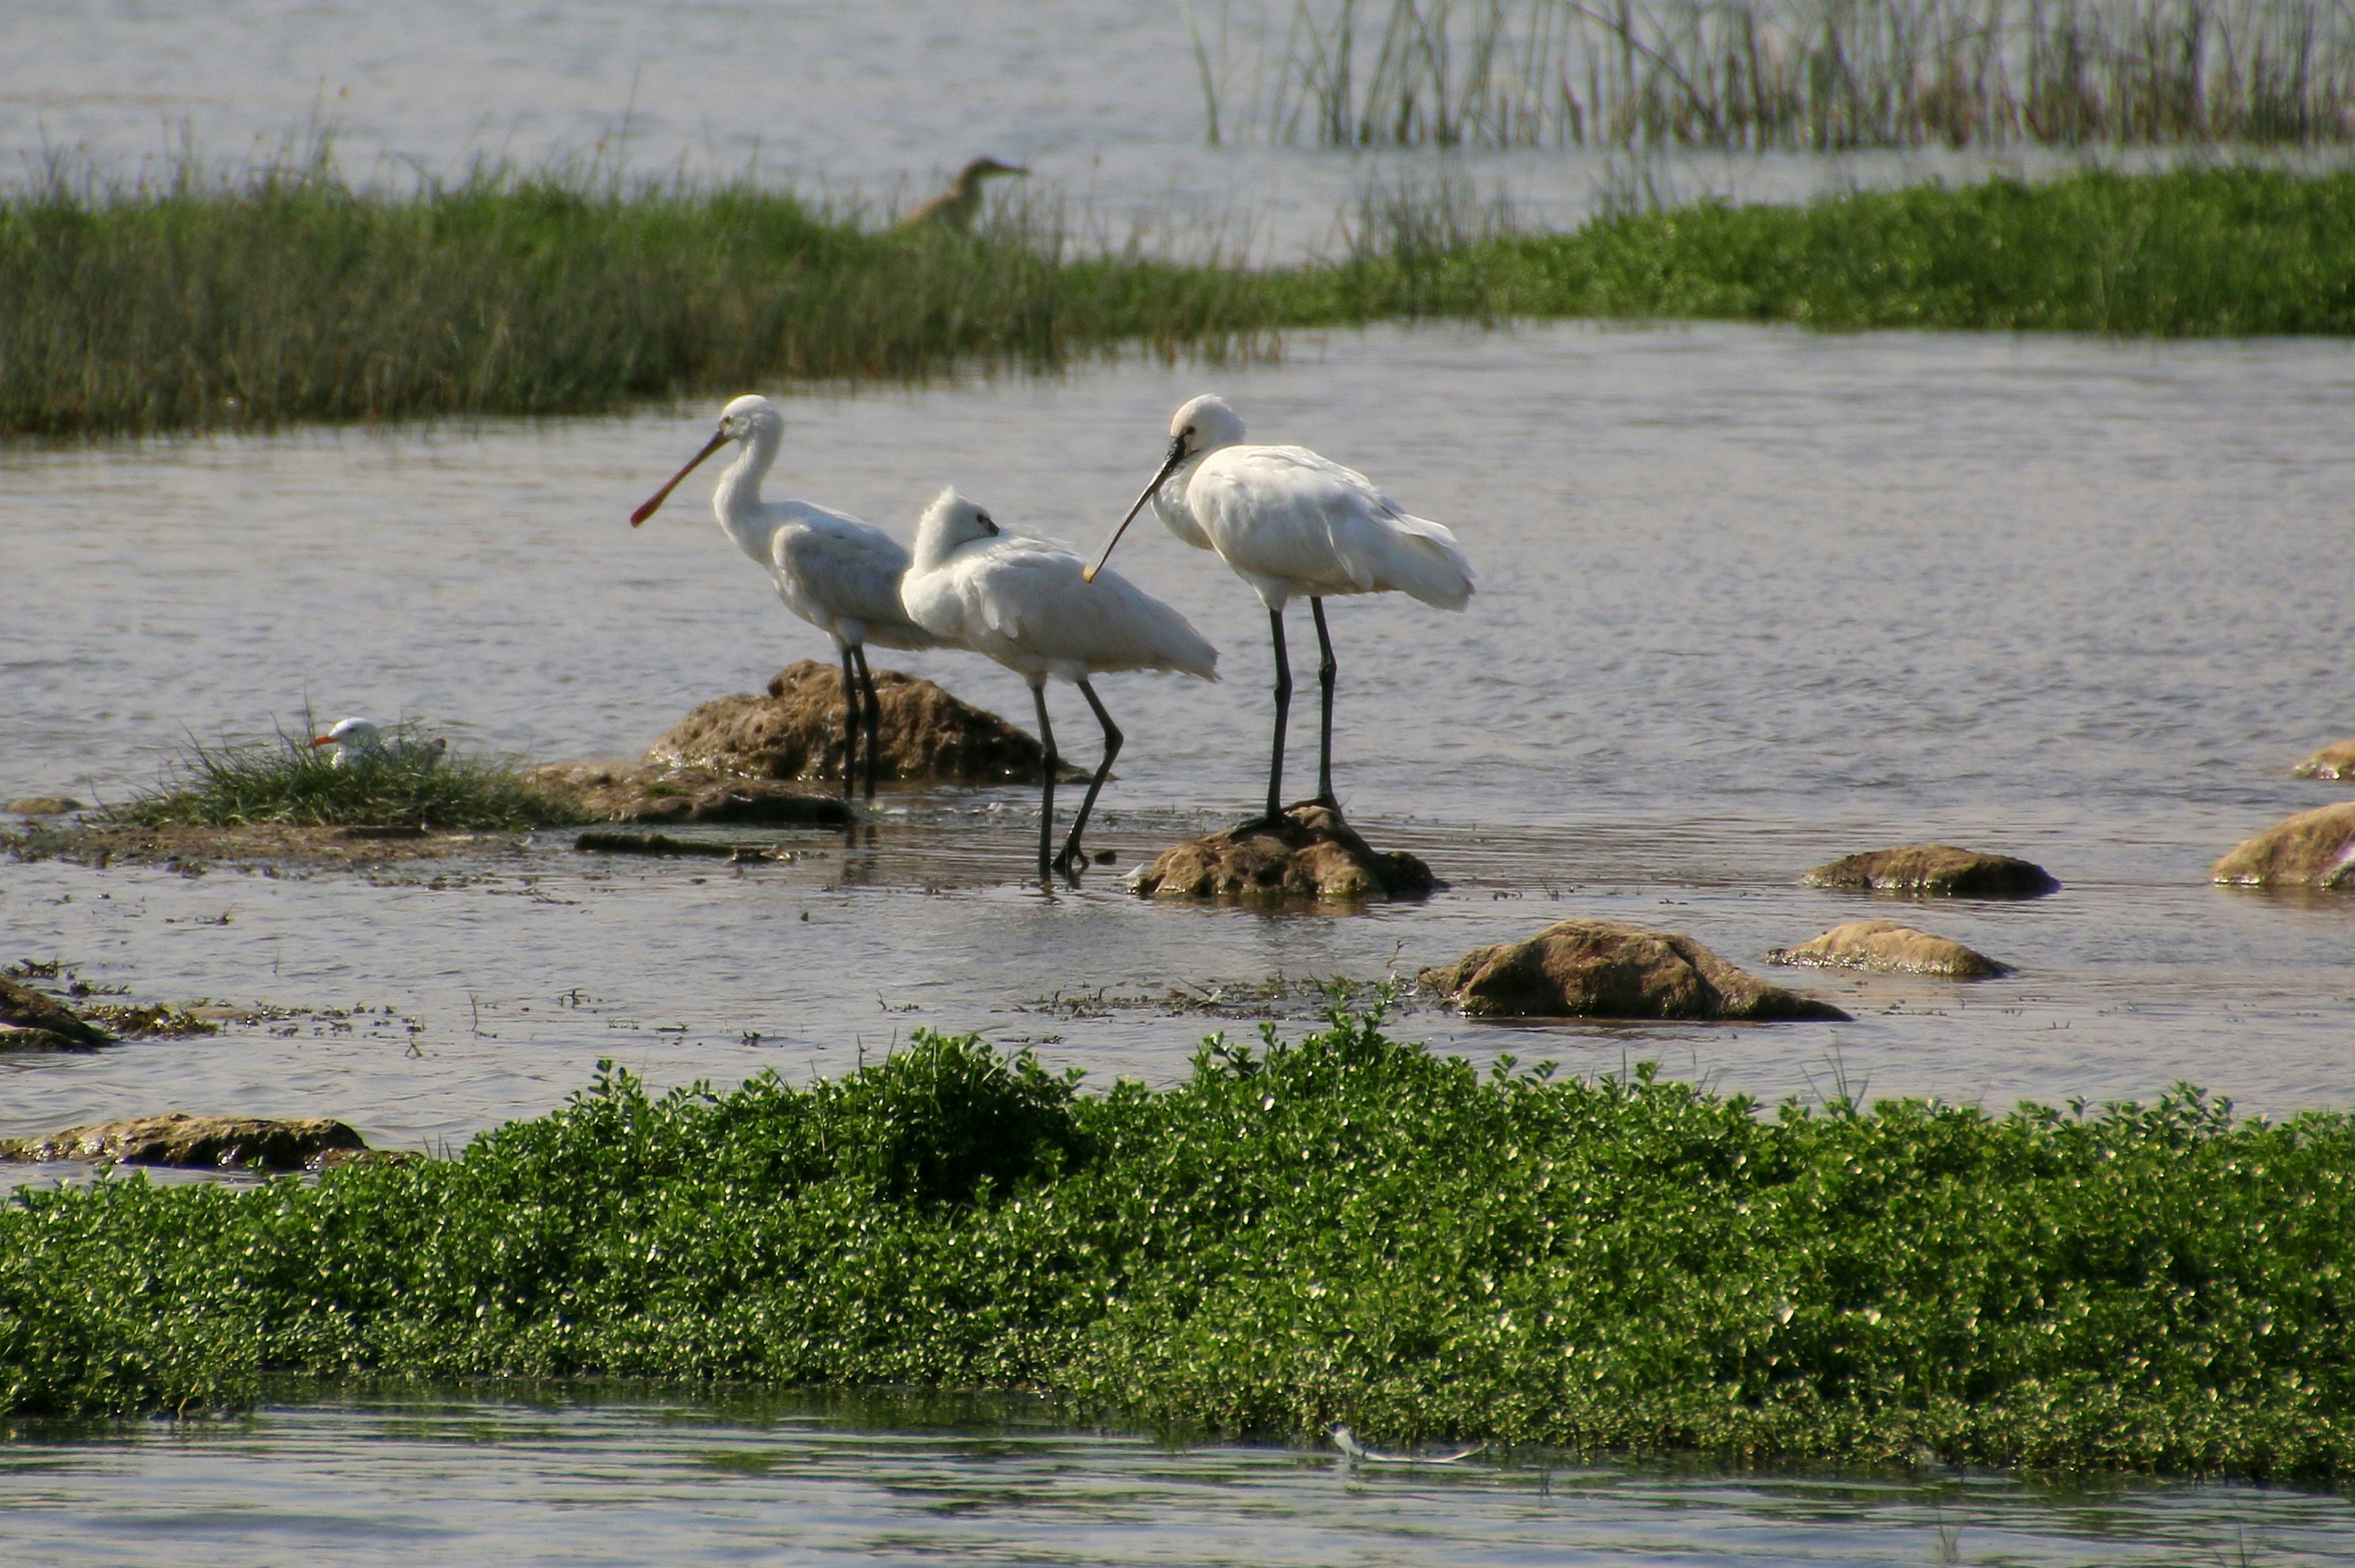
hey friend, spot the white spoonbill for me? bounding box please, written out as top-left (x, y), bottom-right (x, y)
top-left (630, 394), bottom-right (954, 800)
top-left (310, 717), bottom-right (446, 769)
top-left (1086, 394), bottom-right (1474, 823)
top-left (902, 489), bottom-right (1217, 879)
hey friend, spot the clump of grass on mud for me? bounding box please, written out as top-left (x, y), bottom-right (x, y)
top-left (9, 1010), bottom-right (2355, 1478)
top-left (108, 726), bottom-right (583, 831)
top-left (7, 161), bottom-right (2355, 437)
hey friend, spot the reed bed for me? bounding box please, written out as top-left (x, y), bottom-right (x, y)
top-left (1187, 0), bottom-right (2355, 148)
top-left (4, 161), bottom-right (2352, 438)
top-left (8, 1010), bottom-right (2355, 1475)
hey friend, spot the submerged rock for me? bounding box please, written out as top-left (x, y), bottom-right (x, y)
top-left (0, 975), bottom-right (112, 1052)
top-left (521, 761), bottom-right (852, 827)
top-left (0, 1112), bottom-right (369, 1171)
top-left (648, 661), bottom-right (1079, 786)
top-left (1804, 845), bottom-right (2058, 898)
top-left (1132, 803), bottom-right (1436, 901)
top-left (2211, 801), bottom-right (2355, 890)
top-left (1766, 920), bottom-right (2013, 979)
top-left (4, 796), bottom-right (84, 816)
top-left (2292, 739), bottom-right (2355, 781)
top-left (1421, 919), bottom-right (1849, 1020)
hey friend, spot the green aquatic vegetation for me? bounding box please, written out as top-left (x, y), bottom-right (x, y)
top-left (108, 725), bottom-right (584, 831)
top-left (7, 1012), bottom-right (2355, 1476)
top-left (5, 162), bottom-right (2354, 437)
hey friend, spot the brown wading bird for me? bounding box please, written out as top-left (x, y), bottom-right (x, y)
top-left (899, 156), bottom-right (1028, 231)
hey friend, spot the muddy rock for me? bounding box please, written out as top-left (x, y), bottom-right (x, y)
top-left (1766, 920), bottom-right (2013, 979)
top-left (1420, 919), bottom-right (1850, 1020)
top-left (1804, 845), bottom-right (2058, 898)
top-left (1133, 803), bottom-right (1436, 901)
top-left (2292, 740), bottom-right (2355, 781)
top-left (4, 796), bottom-right (84, 816)
top-left (0, 1112), bottom-right (369, 1171)
top-left (521, 761), bottom-right (852, 826)
top-left (0, 975), bottom-right (111, 1050)
top-left (2211, 801), bottom-right (2355, 889)
top-left (648, 661), bottom-right (1079, 785)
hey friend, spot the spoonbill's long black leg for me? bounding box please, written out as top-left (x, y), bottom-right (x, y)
top-left (1310, 597), bottom-right (1338, 809)
top-left (1030, 682), bottom-right (1059, 881)
top-left (1055, 679), bottom-right (1123, 876)
top-left (851, 644), bottom-right (882, 800)
top-left (1265, 607), bottom-right (1292, 825)
top-left (837, 644), bottom-right (862, 801)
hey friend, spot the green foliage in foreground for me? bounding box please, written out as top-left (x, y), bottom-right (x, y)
top-left (5, 164), bottom-right (2353, 435)
top-left (7, 1012), bottom-right (2355, 1476)
top-left (109, 728), bottom-right (583, 830)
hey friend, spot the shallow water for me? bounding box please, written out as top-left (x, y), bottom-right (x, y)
top-left (7, 1389), bottom-right (2355, 1566)
top-left (2, 0), bottom-right (2329, 258)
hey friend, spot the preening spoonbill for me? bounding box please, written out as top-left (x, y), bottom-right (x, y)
top-left (900, 156), bottom-right (1028, 230)
top-left (631, 394), bottom-right (954, 800)
top-left (311, 717), bottom-right (446, 769)
top-left (1087, 394), bottom-right (1474, 823)
top-left (903, 489), bottom-right (1218, 879)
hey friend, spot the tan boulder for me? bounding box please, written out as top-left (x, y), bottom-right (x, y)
top-left (520, 762), bottom-right (851, 827)
top-left (0, 1112), bottom-right (367, 1171)
top-left (648, 662), bottom-right (1079, 785)
top-left (4, 796), bottom-right (84, 816)
top-left (1420, 919), bottom-right (1849, 1020)
top-left (1804, 845), bottom-right (2058, 898)
top-left (1133, 803), bottom-right (1436, 901)
top-left (2292, 739), bottom-right (2355, 781)
top-left (1766, 920), bottom-right (2012, 979)
top-left (2211, 801), bottom-right (2355, 889)
top-left (0, 975), bottom-right (110, 1050)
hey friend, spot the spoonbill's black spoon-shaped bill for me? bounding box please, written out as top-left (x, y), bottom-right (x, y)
top-left (1087, 394), bottom-right (1474, 824)
top-left (630, 395), bottom-right (955, 801)
top-left (902, 488), bottom-right (1217, 880)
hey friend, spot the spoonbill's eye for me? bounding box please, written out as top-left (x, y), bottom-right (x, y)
top-left (1184, 424), bottom-right (1197, 435)
top-left (976, 511), bottom-right (997, 533)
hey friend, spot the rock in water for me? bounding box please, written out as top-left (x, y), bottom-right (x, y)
top-left (521, 762), bottom-right (852, 826)
top-left (2292, 740), bottom-right (2355, 781)
top-left (1421, 919), bottom-right (1849, 1020)
top-left (0, 975), bottom-right (112, 1052)
top-left (1422, 923), bottom-right (1846, 1022)
top-left (648, 662), bottom-right (1081, 785)
top-left (1766, 920), bottom-right (2013, 978)
top-left (1804, 845), bottom-right (2058, 898)
top-left (1133, 803), bottom-right (1436, 901)
top-left (0, 1112), bottom-right (368, 1171)
top-left (2211, 802), bottom-right (2355, 889)
top-left (4, 796), bottom-right (83, 816)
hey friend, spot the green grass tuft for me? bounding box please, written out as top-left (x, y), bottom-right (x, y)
top-left (107, 723), bottom-right (585, 831)
top-left (8, 1010), bottom-right (2355, 1477)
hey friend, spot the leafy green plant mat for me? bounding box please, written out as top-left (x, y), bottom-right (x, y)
top-left (102, 732), bottom-right (583, 832)
top-left (7, 164), bottom-right (2353, 437)
top-left (9, 1009), bottom-right (2355, 1477)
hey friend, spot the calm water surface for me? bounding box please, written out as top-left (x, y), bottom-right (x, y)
top-left (7, 1390), bottom-right (2355, 1566)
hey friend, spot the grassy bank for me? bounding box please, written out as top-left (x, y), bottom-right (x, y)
top-left (109, 727), bottom-right (584, 830)
top-left (4, 164), bottom-right (2353, 437)
top-left (8, 1011), bottom-right (2355, 1476)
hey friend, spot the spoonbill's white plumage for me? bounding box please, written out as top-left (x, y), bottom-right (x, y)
top-left (902, 488), bottom-right (1217, 878)
top-left (631, 394), bottom-right (953, 800)
top-left (1088, 394), bottom-right (1474, 822)
top-left (310, 717), bottom-right (446, 769)
top-left (1327, 1425), bottom-right (1485, 1465)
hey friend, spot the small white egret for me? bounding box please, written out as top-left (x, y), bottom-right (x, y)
top-left (902, 489), bottom-right (1217, 879)
top-left (632, 394), bottom-right (955, 800)
top-left (310, 717), bottom-right (446, 769)
top-left (1087, 395), bottom-right (1475, 823)
top-left (900, 156), bottom-right (1028, 231)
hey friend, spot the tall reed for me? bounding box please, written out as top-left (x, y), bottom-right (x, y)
top-left (1191, 0), bottom-right (2355, 148)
